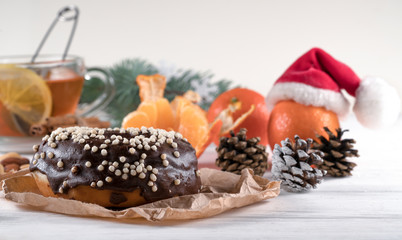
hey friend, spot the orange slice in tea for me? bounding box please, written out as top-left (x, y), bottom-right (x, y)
top-left (0, 65), bottom-right (52, 133)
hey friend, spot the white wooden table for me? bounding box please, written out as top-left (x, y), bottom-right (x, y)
top-left (1, 116), bottom-right (401, 240)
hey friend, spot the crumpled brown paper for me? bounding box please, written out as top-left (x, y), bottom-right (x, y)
top-left (2, 168), bottom-right (280, 221)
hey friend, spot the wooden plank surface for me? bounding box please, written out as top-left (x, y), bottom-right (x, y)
top-left (0, 116), bottom-right (401, 239)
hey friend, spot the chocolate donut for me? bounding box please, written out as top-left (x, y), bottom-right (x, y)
top-left (30, 126), bottom-right (201, 207)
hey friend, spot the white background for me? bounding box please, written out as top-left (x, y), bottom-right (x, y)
top-left (0, 0), bottom-right (401, 111)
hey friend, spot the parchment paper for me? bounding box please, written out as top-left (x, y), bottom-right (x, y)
top-left (2, 168), bottom-right (280, 221)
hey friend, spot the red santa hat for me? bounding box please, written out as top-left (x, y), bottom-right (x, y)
top-left (266, 48), bottom-right (400, 128)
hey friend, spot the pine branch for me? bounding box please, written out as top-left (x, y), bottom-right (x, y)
top-left (80, 58), bottom-right (233, 127)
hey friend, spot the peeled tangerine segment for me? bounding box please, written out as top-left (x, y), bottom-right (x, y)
top-left (154, 98), bottom-right (174, 130)
top-left (0, 65), bottom-right (52, 125)
top-left (137, 101), bottom-right (157, 126)
top-left (178, 105), bottom-right (209, 153)
top-left (122, 111), bottom-right (151, 129)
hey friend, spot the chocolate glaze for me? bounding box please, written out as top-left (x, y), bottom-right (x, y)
top-left (30, 127), bottom-right (201, 203)
top-left (110, 192), bottom-right (127, 205)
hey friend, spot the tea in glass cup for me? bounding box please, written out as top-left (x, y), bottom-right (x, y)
top-left (0, 55), bottom-right (114, 152)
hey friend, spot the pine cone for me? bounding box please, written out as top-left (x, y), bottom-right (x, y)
top-left (215, 128), bottom-right (268, 176)
top-left (313, 127), bottom-right (359, 177)
top-left (272, 135), bottom-right (326, 192)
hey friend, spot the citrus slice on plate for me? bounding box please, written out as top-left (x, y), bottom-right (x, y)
top-left (0, 65), bottom-right (52, 134)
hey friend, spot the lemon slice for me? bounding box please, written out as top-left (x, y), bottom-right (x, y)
top-left (0, 65), bottom-right (52, 127)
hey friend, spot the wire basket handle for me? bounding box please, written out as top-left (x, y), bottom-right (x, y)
top-left (31, 5), bottom-right (79, 63)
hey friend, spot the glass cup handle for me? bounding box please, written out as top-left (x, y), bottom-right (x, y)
top-left (78, 67), bottom-right (115, 117)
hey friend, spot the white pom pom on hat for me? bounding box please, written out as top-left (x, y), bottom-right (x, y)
top-left (266, 47), bottom-right (400, 129)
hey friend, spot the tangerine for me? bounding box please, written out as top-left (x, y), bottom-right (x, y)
top-left (267, 100), bottom-right (340, 147)
top-left (122, 74), bottom-right (214, 157)
top-left (207, 88), bottom-right (269, 145)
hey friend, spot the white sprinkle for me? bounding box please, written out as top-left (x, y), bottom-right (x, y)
top-left (34, 153), bottom-right (40, 160)
top-left (146, 165), bottom-right (153, 171)
top-left (79, 139), bottom-right (85, 144)
top-left (32, 159), bottom-right (38, 165)
top-left (115, 169), bottom-right (122, 176)
top-left (48, 152), bottom-right (54, 159)
top-left (130, 170), bottom-right (137, 176)
top-left (122, 174), bottom-right (128, 180)
top-left (141, 153), bottom-right (147, 159)
top-left (105, 176), bottom-right (112, 182)
top-left (71, 166), bottom-right (79, 173)
top-left (108, 166), bottom-right (115, 172)
top-left (174, 151), bottom-right (180, 158)
top-left (160, 153), bottom-right (166, 160)
top-left (151, 145), bottom-right (157, 151)
top-left (57, 160), bottom-right (64, 168)
top-left (33, 145), bottom-right (39, 152)
top-left (111, 135), bottom-right (116, 140)
top-left (128, 148), bottom-right (136, 154)
top-left (119, 156), bottom-right (127, 163)
top-left (139, 172), bottom-right (146, 179)
top-left (112, 139), bottom-right (119, 145)
top-left (196, 170), bottom-right (201, 177)
top-left (90, 134), bottom-right (96, 138)
top-left (163, 160), bottom-right (169, 167)
top-left (50, 142), bottom-right (57, 148)
top-left (55, 136), bottom-right (61, 141)
top-left (123, 138), bottom-right (129, 144)
top-left (166, 138), bottom-right (173, 144)
top-left (59, 187), bottom-right (64, 194)
top-left (90, 182), bottom-right (96, 188)
top-left (152, 168), bottom-right (158, 174)
top-left (42, 135), bottom-right (49, 141)
top-left (175, 132), bottom-right (183, 139)
top-left (152, 185), bottom-right (157, 192)
top-left (150, 173), bottom-right (157, 181)
top-left (123, 168), bottom-right (129, 173)
top-left (97, 180), bottom-right (104, 187)
top-left (98, 135), bottom-right (105, 140)
top-left (172, 142), bottom-right (178, 148)
top-left (105, 139), bottom-right (111, 144)
top-left (134, 161), bottom-right (139, 166)
top-left (40, 152), bottom-right (46, 159)
top-left (97, 165), bottom-right (105, 171)
top-left (61, 134), bottom-right (68, 140)
top-left (117, 135), bottom-right (122, 140)
top-left (91, 146), bottom-right (98, 152)
top-left (100, 144), bottom-right (107, 149)
top-left (84, 144), bottom-right (90, 150)
top-left (130, 165), bottom-right (136, 170)
top-left (174, 179), bottom-right (181, 185)
top-left (63, 181), bottom-right (68, 187)
top-left (113, 161), bottom-right (119, 167)
top-left (137, 144), bottom-right (143, 149)
top-left (102, 160), bottom-right (108, 165)
top-left (155, 142), bottom-right (161, 147)
top-left (148, 181), bottom-right (154, 186)
top-left (85, 161), bottom-right (92, 167)
top-left (136, 165), bottom-right (143, 173)
top-left (101, 149), bottom-right (107, 156)
top-left (144, 145), bottom-right (151, 151)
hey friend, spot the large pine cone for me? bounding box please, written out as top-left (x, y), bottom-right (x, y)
top-left (313, 127), bottom-right (359, 177)
top-left (215, 128), bottom-right (268, 176)
top-left (272, 135), bottom-right (326, 192)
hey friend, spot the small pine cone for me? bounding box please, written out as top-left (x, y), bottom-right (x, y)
top-left (215, 128), bottom-right (268, 176)
top-left (271, 135), bottom-right (326, 192)
top-left (313, 127), bottom-right (359, 177)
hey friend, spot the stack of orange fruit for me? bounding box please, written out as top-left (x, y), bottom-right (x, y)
top-left (122, 74), bottom-right (221, 157)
